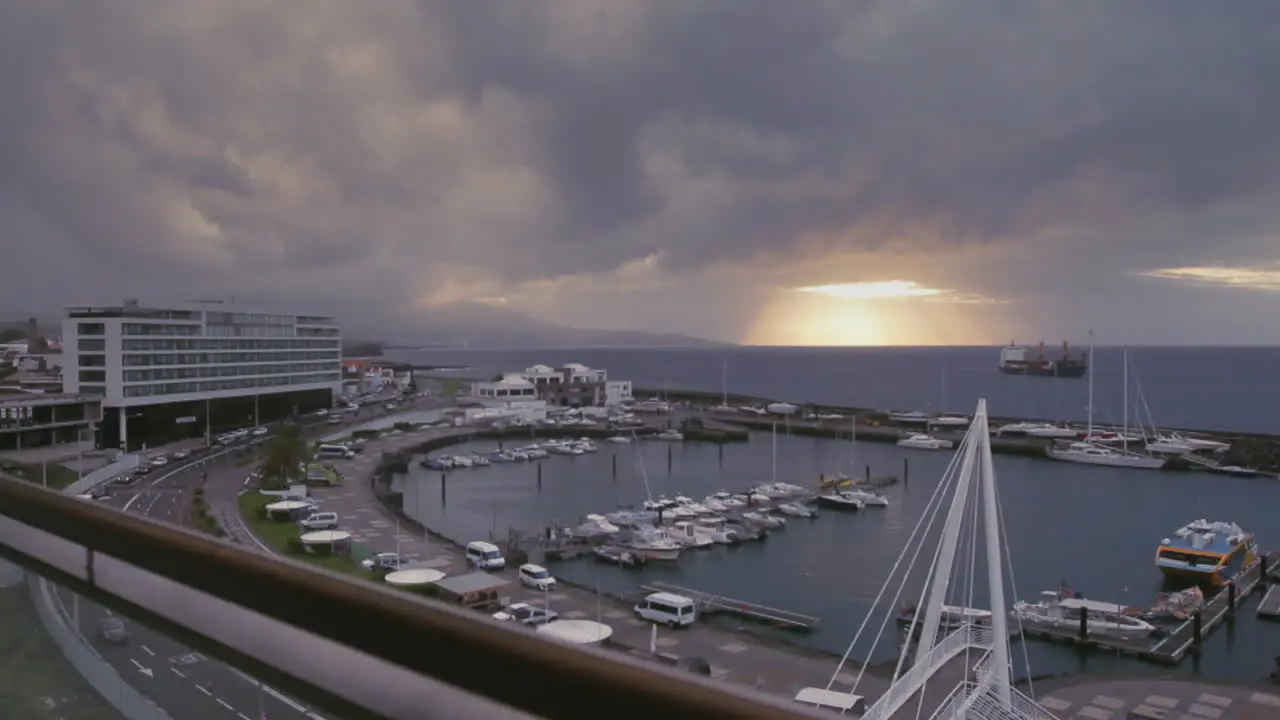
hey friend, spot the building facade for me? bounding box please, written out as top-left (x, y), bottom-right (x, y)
top-left (0, 393), bottom-right (102, 452)
top-left (470, 363), bottom-right (632, 408)
top-left (62, 300), bottom-right (342, 451)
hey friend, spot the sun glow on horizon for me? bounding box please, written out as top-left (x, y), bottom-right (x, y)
top-left (1139, 265), bottom-right (1280, 291)
top-left (795, 280), bottom-right (943, 300)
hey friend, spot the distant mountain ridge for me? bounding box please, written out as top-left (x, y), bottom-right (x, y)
top-left (373, 302), bottom-right (728, 349)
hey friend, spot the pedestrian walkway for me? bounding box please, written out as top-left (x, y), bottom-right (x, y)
top-left (1036, 678), bottom-right (1280, 720)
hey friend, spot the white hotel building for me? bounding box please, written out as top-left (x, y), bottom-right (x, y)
top-left (61, 299), bottom-right (342, 451)
top-left (470, 363), bottom-right (632, 409)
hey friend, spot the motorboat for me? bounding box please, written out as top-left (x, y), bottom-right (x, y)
top-left (897, 434), bottom-right (953, 450)
top-left (575, 439), bottom-right (599, 453)
top-left (451, 455), bottom-right (474, 468)
top-left (997, 422), bottom-right (1077, 439)
top-left (930, 415), bottom-right (970, 428)
top-left (723, 521), bottom-right (765, 541)
top-left (694, 518), bottom-right (739, 543)
top-left (888, 411), bottom-right (930, 425)
top-left (568, 514), bottom-right (620, 540)
top-left (622, 528), bottom-right (683, 561)
top-left (673, 495), bottom-right (712, 515)
top-left (593, 545), bottom-right (647, 568)
top-left (1046, 441), bottom-right (1164, 469)
top-left (896, 603), bottom-right (992, 628)
top-left (421, 456), bottom-right (455, 471)
top-left (655, 429), bottom-right (684, 441)
top-left (839, 487), bottom-right (889, 507)
top-left (604, 510), bottom-right (658, 527)
top-left (701, 496), bottom-right (728, 513)
top-left (468, 454), bottom-right (491, 467)
top-left (605, 436), bottom-right (632, 444)
top-left (1011, 590), bottom-right (1156, 639)
top-left (816, 491), bottom-right (864, 511)
top-left (1206, 465), bottom-right (1266, 478)
top-left (668, 521), bottom-right (717, 548)
top-left (741, 511), bottom-right (785, 529)
top-left (714, 492), bottom-right (746, 509)
top-left (1156, 519), bottom-right (1256, 587)
top-left (776, 502), bottom-right (818, 518)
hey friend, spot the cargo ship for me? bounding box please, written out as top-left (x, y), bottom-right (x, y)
top-left (998, 341), bottom-right (1087, 378)
top-left (1155, 520), bottom-right (1256, 588)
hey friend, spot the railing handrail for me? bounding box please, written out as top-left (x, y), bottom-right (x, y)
top-left (0, 476), bottom-right (823, 720)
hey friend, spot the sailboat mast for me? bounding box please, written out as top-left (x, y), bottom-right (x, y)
top-left (1122, 347), bottom-right (1129, 451)
top-left (1087, 331), bottom-right (1095, 437)
top-left (721, 357), bottom-right (728, 407)
top-left (771, 421), bottom-right (778, 483)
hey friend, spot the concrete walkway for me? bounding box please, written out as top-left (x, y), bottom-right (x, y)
top-left (1035, 678), bottom-right (1280, 720)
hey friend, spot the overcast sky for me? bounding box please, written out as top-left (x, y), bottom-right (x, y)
top-left (3, 1), bottom-right (1279, 345)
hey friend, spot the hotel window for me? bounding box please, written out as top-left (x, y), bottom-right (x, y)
top-left (78, 322), bottom-right (105, 336)
top-left (81, 385), bottom-right (106, 396)
top-left (78, 338), bottom-right (106, 352)
top-left (79, 370), bottom-right (106, 383)
top-left (79, 354), bottom-right (106, 368)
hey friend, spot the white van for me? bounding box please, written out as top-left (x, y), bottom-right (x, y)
top-left (465, 541), bottom-right (506, 570)
top-left (299, 512), bottom-right (339, 531)
top-left (518, 563), bottom-right (556, 591)
top-left (316, 444), bottom-right (354, 459)
top-left (634, 592), bottom-right (697, 627)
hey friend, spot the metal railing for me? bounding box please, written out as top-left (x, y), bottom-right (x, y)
top-left (0, 475), bottom-right (825, 720)
top-left (861, 624), bottom-right (994, 720)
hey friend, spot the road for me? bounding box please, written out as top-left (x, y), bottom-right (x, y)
top-left (53, 450), bottom-right (325, 719)
top-left (51, 391), bottom-right (435, 720)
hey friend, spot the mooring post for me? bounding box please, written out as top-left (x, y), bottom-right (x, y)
top-left (537, 463), bottom-right (543, 491)
top-left (1192, 610), bottom-right (1203, 648)
top-left (903, 457), bottom-right (909, 485)
top-left (1228, 581), bottom-right (1237, 612)
top-left (667, 444), bottom-right (673, 473)
top-left (440, 472), bottom-right (447, 505)
top-left (1078, 605), bottom-right (1088, 641)
top-left (865, 464), bottom-right (870, 482)
top-left (612, 453), bottom-right (618, 478)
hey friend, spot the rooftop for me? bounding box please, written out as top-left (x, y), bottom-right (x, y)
top-left (1161, 520), bottom-right (1250, 554)
top-left (434, 572), bottom-right (509, 595)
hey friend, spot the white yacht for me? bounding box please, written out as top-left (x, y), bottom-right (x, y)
top-left (1011, 590), bottom-right (1156, 639)
top-left (605, 435), bottom-right (632, 444)
top-left (1147, 432), bottom-right (1229, 455)
top-left (888, 410), bottom-right (930, 425)
top-left (998, 422), bottom-right (1078, 439)
top-left (1046, 441), bottom-right (1165, 469)
top-left (930, 415), bottom-right (971, 428)
top-left (673, 495), bottom-right (711, 515)
top-left (710, 491), bottom-right (745, 509)
top-left (575, 438), bottom-right (598, 453)
top-left (741, 511), bottom-right (785, 529)
top-left (897, 434), bottom-right (953, 450)
top-left (451, 455), bottom-right (474, 467)
top-left (568, 514), bottom-right (620, 539)
top-left (701, 495), bottom-right (728, 513)
top-left (776, 502), bottom-right (818, 518)
top-left (693, 518), bottom-right (739, 544)
top-left (655, 429), bottom-right (684, 441)
top-left (668, 521), bottom-right (716, 548)
top-left (816, 491), bottom-right (864, 511)
top-left (622, 528), bottom-right (683, 561)
top-left (839, 487), bottom-right (889, 507)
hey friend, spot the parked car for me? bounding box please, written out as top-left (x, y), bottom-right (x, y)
top-left (518, 564), bottom-right (557, 591)
top-left (492, 603), bottom-right (558, 627)
top-left (298, 512), bottom-right (339, 531)
top-left (99, 617), bottom-right (130, 644)
top-left (360, 552), bottom-right (405, 572)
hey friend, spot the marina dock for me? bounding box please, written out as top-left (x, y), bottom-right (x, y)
top-left (1018, 558), bottom-right (1266, 664)
top-left (1256, 584), bottom-right (1280, 618)
top-left (638, 581), bottom-right (820, 631)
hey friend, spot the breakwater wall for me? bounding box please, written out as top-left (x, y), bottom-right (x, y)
top-left (637, 387), bottom-right (1280, 471)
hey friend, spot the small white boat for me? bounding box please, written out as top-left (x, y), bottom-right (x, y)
top-left (655, 429), bottom-right (684, 441)
top-left (568, 514), bottom-right (621, 539)
top-left (451, 455), bottom-right (474, 467)
top-left (668, 521), bottom-right (716, 548)
top-left (888, 410), bottom-right (930, 425)
top-left (776, 502), bottom-right (818, 518)
top-left (711, 491), bottom-right (745, 509)
top-left (1011, 589), bottom-right (1155, 639)
top-left (702, 496), bottom-right (728, 513)
top-left (897, 434), bottom-right (953, 450)
top-left (605, 436), bottom-right (632, 444)
top-left (997, 422), bottom-right (1076, 439)
top-left (623, 528), bottom-right (684, 561)
top-left (930, 415), bottom-right (970, 428)
top-left (575, 439), bottom-right (598, 453)
top-left (816, 492), bottom-right (863, 511)
top-left (1046, 442), bottom-right (1164, 469)
top-left (840, 488), bottom-right (889, 507)
top-left (741, 511), bottom-right (785, 529)
top-left (897, 603), bottom-right (992, 628)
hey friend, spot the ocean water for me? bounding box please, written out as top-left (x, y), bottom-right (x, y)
top-left (385, 345), bottom-right (1280, 681)
top-left (399, 430), bottom-right (1279, 681)
top-left (389, 346), bottom-right (1280, 435)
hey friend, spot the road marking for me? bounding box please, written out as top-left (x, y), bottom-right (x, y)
top-left (129, 658), bottom-right (154, 677)
top-left (263, 684), bottom-right (307, 711)
top-left (216, 698), bottom-right (234, 710)
top-left (122, 493), bottom-right (143, 513)
top-left (170, 667), bottom-right (185, 678)
top-left (197, 685), bottom-right (212, 696)
top-left (239, 714), bottom-right (253, 720)
top-left (141, 644), bottom-right (154, 656)
top-left (308, 713), bottom-right (328, 720)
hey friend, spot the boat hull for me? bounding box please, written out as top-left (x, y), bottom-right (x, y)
top-left (1157, 564), bottom-right (1227, 587)
top-left (1046, 447), bottom-right (1166, 469)
top-left (999, 362), bottom-right (1087, 378)
top-left (816, 496), bottom-right (862, 511)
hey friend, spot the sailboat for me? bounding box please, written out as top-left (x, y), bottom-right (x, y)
top-left (1046, 340), bottom-right (1164, 469)
top-left (930, 367), bottom-right (970, 428)
top-left (831, 420), bottom-right (888, 507)
top-left (710, 357), bottom-right (734, 412)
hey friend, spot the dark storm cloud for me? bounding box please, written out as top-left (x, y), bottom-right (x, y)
top-left (2, 0), bottom-right (1280, 317)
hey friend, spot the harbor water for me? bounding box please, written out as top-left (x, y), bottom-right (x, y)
top-left (398, 429), bottom-right (1280, 681)
top-left (391, 345), bottom-right (1280, 434)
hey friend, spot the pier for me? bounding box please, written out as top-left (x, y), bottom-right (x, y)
top-left (1256, 584), bottom-right (1280, 618)
top-left (1018, 558), bottom-right (1266, 664)
top-left (637, 581), bottom-right (820, 631)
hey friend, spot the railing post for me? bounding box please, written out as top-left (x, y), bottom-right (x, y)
top-left (1228, 581), bottom-right (1237, 613)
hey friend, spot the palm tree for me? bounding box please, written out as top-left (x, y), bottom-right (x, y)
top-left (261, 423), bottom-right (308, 487)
